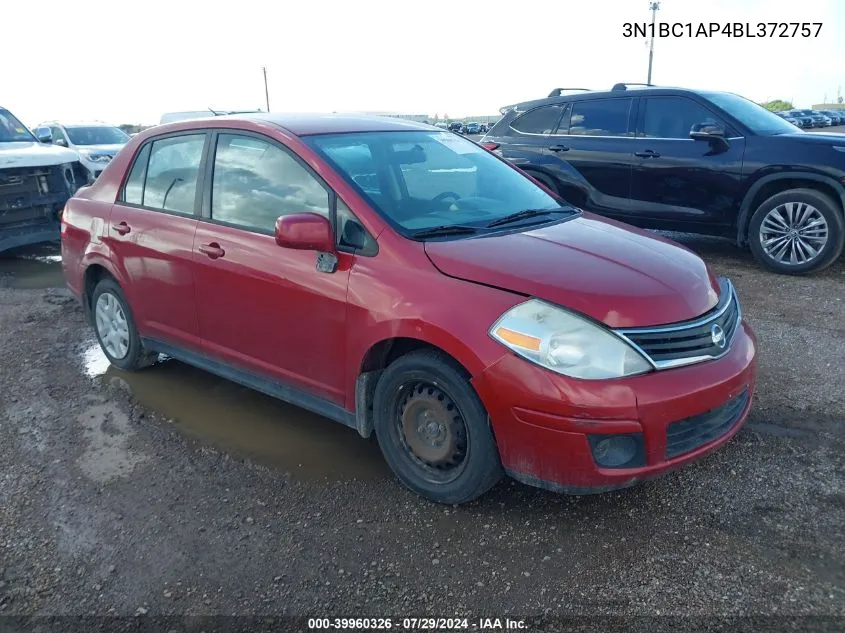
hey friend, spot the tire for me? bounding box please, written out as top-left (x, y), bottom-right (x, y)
top-left (372, 349), bottom-right (503, 504)
top-left (91, 278), bottom-right (158, 371)
top-left (748, 188), bottom-right (844, 275)
top-left (526, 170), bottom-right (560, 196)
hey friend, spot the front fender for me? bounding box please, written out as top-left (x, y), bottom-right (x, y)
top-left (736, 171), bottom-right (845, 244)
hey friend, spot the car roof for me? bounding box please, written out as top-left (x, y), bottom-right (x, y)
top-left (39, 120), bottom-right (115, 127)
top-left (506, 86), bottom-right (723, 112)
top-left (190, 112), bottom-right (437, 136)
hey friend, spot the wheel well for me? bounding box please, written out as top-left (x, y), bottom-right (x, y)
top-left (81, 264), bottom-right (114, 322)
top-left (360, 337), bottom-right (468, 377)
top-left (743, 179), bottom-right (844, 240)
top-left (354, 338), bottom-right (474, 439)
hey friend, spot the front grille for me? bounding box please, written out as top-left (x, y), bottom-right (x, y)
top-left (1, 166), bottom-right (69, 226)
top-left (665, 388), bottom-right (749, 459)
top-left (616, 278), bottom-right (740, 369)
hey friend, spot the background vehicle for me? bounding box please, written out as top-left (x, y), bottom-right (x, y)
top-left (0, 106), bottom-right (87, 253)
top-left (61, 113), bottom-right (756, 505)
top-left (448, 121), bottom-right (464, 133)
top-left (794, 109), bottom-right (829, 127)
top-left (783, 110), bottom-right (814, 128)
top-left (434, 122), bottom-right (449, 129)
top-left (481, 84), bottom-right (845, 275)
top-left (820, 110), bottom-right (845, 126)
top-left (34, 121), bottom-right (130, 180)
top-left (774, 111), bottom-right (801, 127)
top-left (464, 122), bottom-right (481, 134)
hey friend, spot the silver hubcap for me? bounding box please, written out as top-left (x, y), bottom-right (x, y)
top-left (95, 292), bottom-right (130, 360)
top-left (760, 202), bottom-right (829, 265)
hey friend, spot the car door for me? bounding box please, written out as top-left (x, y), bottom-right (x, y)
top-left (493, 104), bottom-right (568, 172)
top-left (107, 132), bottom-right (206, 349)
top-left (630, 95), bottom-right (746, 232)
top-left (544, 97), bottom-right (636, 216)
top-left (192, 131), bottom-right (353, 406)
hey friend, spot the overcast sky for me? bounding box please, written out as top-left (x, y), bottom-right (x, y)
top-left (3, 0), bottom-right (843, 126)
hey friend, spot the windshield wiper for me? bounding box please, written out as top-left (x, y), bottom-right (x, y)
top-left (486, 207), bottom-right (572, 228)
top-left (410, 225), bottom-right (479, 239)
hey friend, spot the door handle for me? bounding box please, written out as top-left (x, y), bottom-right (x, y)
top-left (198, 242), bottom-right (225, 259)
top-left (112, 221), bottom-right (131, 235)
top-left (549, 144), bottom-right (570, 152)
top-left (634, 149), bottom-right (661, 158)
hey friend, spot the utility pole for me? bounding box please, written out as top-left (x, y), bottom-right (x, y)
top-left (646, 1), bottom-right (660, 85)
top-left (262, 66), bottom-right (270, 112)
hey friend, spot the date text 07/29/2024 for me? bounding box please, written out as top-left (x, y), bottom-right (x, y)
top-left (623, 22), bottom-right (823, 38)
top-left (307, 617), bottom-right (527, 630)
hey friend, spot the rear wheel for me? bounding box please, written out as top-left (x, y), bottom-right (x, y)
top-left (91, 278), bottom-right (157, 371)
top-left (372, 350), bottom-right (502, 504)
top-left (748, 188), bottom-right (844, 275)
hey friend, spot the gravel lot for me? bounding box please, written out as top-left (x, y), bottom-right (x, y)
top-left (0, 235), bottom-right (843, 629)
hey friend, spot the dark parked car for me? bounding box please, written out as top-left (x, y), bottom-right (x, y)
top-left (448, 121), bottom-right (464, 133)
top-left (61, 113), bottom-right (756, 504)
top-left (820, 110), bottom-right (845, 126)
top-left (481, 84), bottom-right (845, 274)
top-left (464, 122), bottom-right (481, 135)
top-left (783, 110), bottom-right (814, 128)
top-left (774, 111), bottom-right (801, 127)
top-left (794, 109), bottom-right (829, 127)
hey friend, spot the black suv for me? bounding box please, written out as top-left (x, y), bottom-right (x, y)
top-left (481, 84), bottom-right (845, 274)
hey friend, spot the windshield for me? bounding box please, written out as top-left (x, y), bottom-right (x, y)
top-left (0, 108), bottom-right (37, 143)
top-left (66, 126), bottom-right (129, 146)
top-left (702, 92), bottom-right (799, 135)
top-left (305, 130), bottom-right (569, 235)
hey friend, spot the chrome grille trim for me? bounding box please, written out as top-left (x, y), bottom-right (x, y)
top-left (614, 278), bottom-right (741, 370)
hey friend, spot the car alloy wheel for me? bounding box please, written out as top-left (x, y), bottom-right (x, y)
top-left (759, 201), bottom-right (829, 266)
top-left (95, 291), bottom-right (130, 359)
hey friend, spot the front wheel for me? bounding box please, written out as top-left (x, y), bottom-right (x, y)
top-left (748, 188), bottom-right (844, 275)
top-left (372, 350), bottom-right (503, 504)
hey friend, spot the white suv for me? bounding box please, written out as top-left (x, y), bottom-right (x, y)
top-left (34, 121), bottom-right (129, 180)
top-left (0, 106), bottom-right (85, 253)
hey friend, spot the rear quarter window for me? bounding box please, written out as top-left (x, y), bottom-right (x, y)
top-left (509, 105), bottom-right (566, 135)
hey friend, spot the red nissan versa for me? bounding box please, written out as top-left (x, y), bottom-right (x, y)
top-left (61, 114), bottom-right (757, 504)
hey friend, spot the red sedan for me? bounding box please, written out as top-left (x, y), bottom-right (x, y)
top-left (60, 113), bottom-right (757, 504)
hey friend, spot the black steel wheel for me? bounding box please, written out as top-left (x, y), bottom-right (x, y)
top-left (373, 350), bottom-right (502, 504)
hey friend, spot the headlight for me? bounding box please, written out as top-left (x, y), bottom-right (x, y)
top-left (79, 150), bottom-right (111, 163)
top-left (489, 299), bottom-right (652, 379)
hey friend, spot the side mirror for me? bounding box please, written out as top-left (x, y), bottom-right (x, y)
top-left (690, 122), bottom-right (730, 151)
top-left (274, 213), bottom-right (334, 252)
top-left (35, 127), bottom-right (53, 144)
top-left (690, 122), bottom-right (726, 141)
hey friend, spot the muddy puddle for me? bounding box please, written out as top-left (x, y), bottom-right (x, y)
top-left (81, 341), bottom-right (389, 482)
top-left (0, 246), bottom-right (64, 289)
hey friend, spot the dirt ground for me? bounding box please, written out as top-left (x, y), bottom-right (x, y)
top-left (0, 236), bottom-right (843, 628)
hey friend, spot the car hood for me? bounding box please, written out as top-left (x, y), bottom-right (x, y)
top-left (0, 141), bottom-right (80, 169)
top-left (778, 132), bottom-right (845, 143)
top-left (424, 214), bottom-right (721, 328)
top-left (77, 143), bottom-right (125, 155)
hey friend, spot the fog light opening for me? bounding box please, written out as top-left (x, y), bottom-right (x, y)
top-left (588, 433), bottom-right (643, 469)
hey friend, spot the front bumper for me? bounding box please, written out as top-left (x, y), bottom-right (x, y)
top-left (0, 220), bottom-right (61, 253)
top-left (472, 321), bottom-right (757, 494)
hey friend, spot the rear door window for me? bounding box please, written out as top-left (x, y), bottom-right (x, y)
top-left (141, 134), bottom-right (206, 215)
top-left (568, 99), bottom-right (633, 136)
top-left (510, 105), bottom-right (566, 135)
